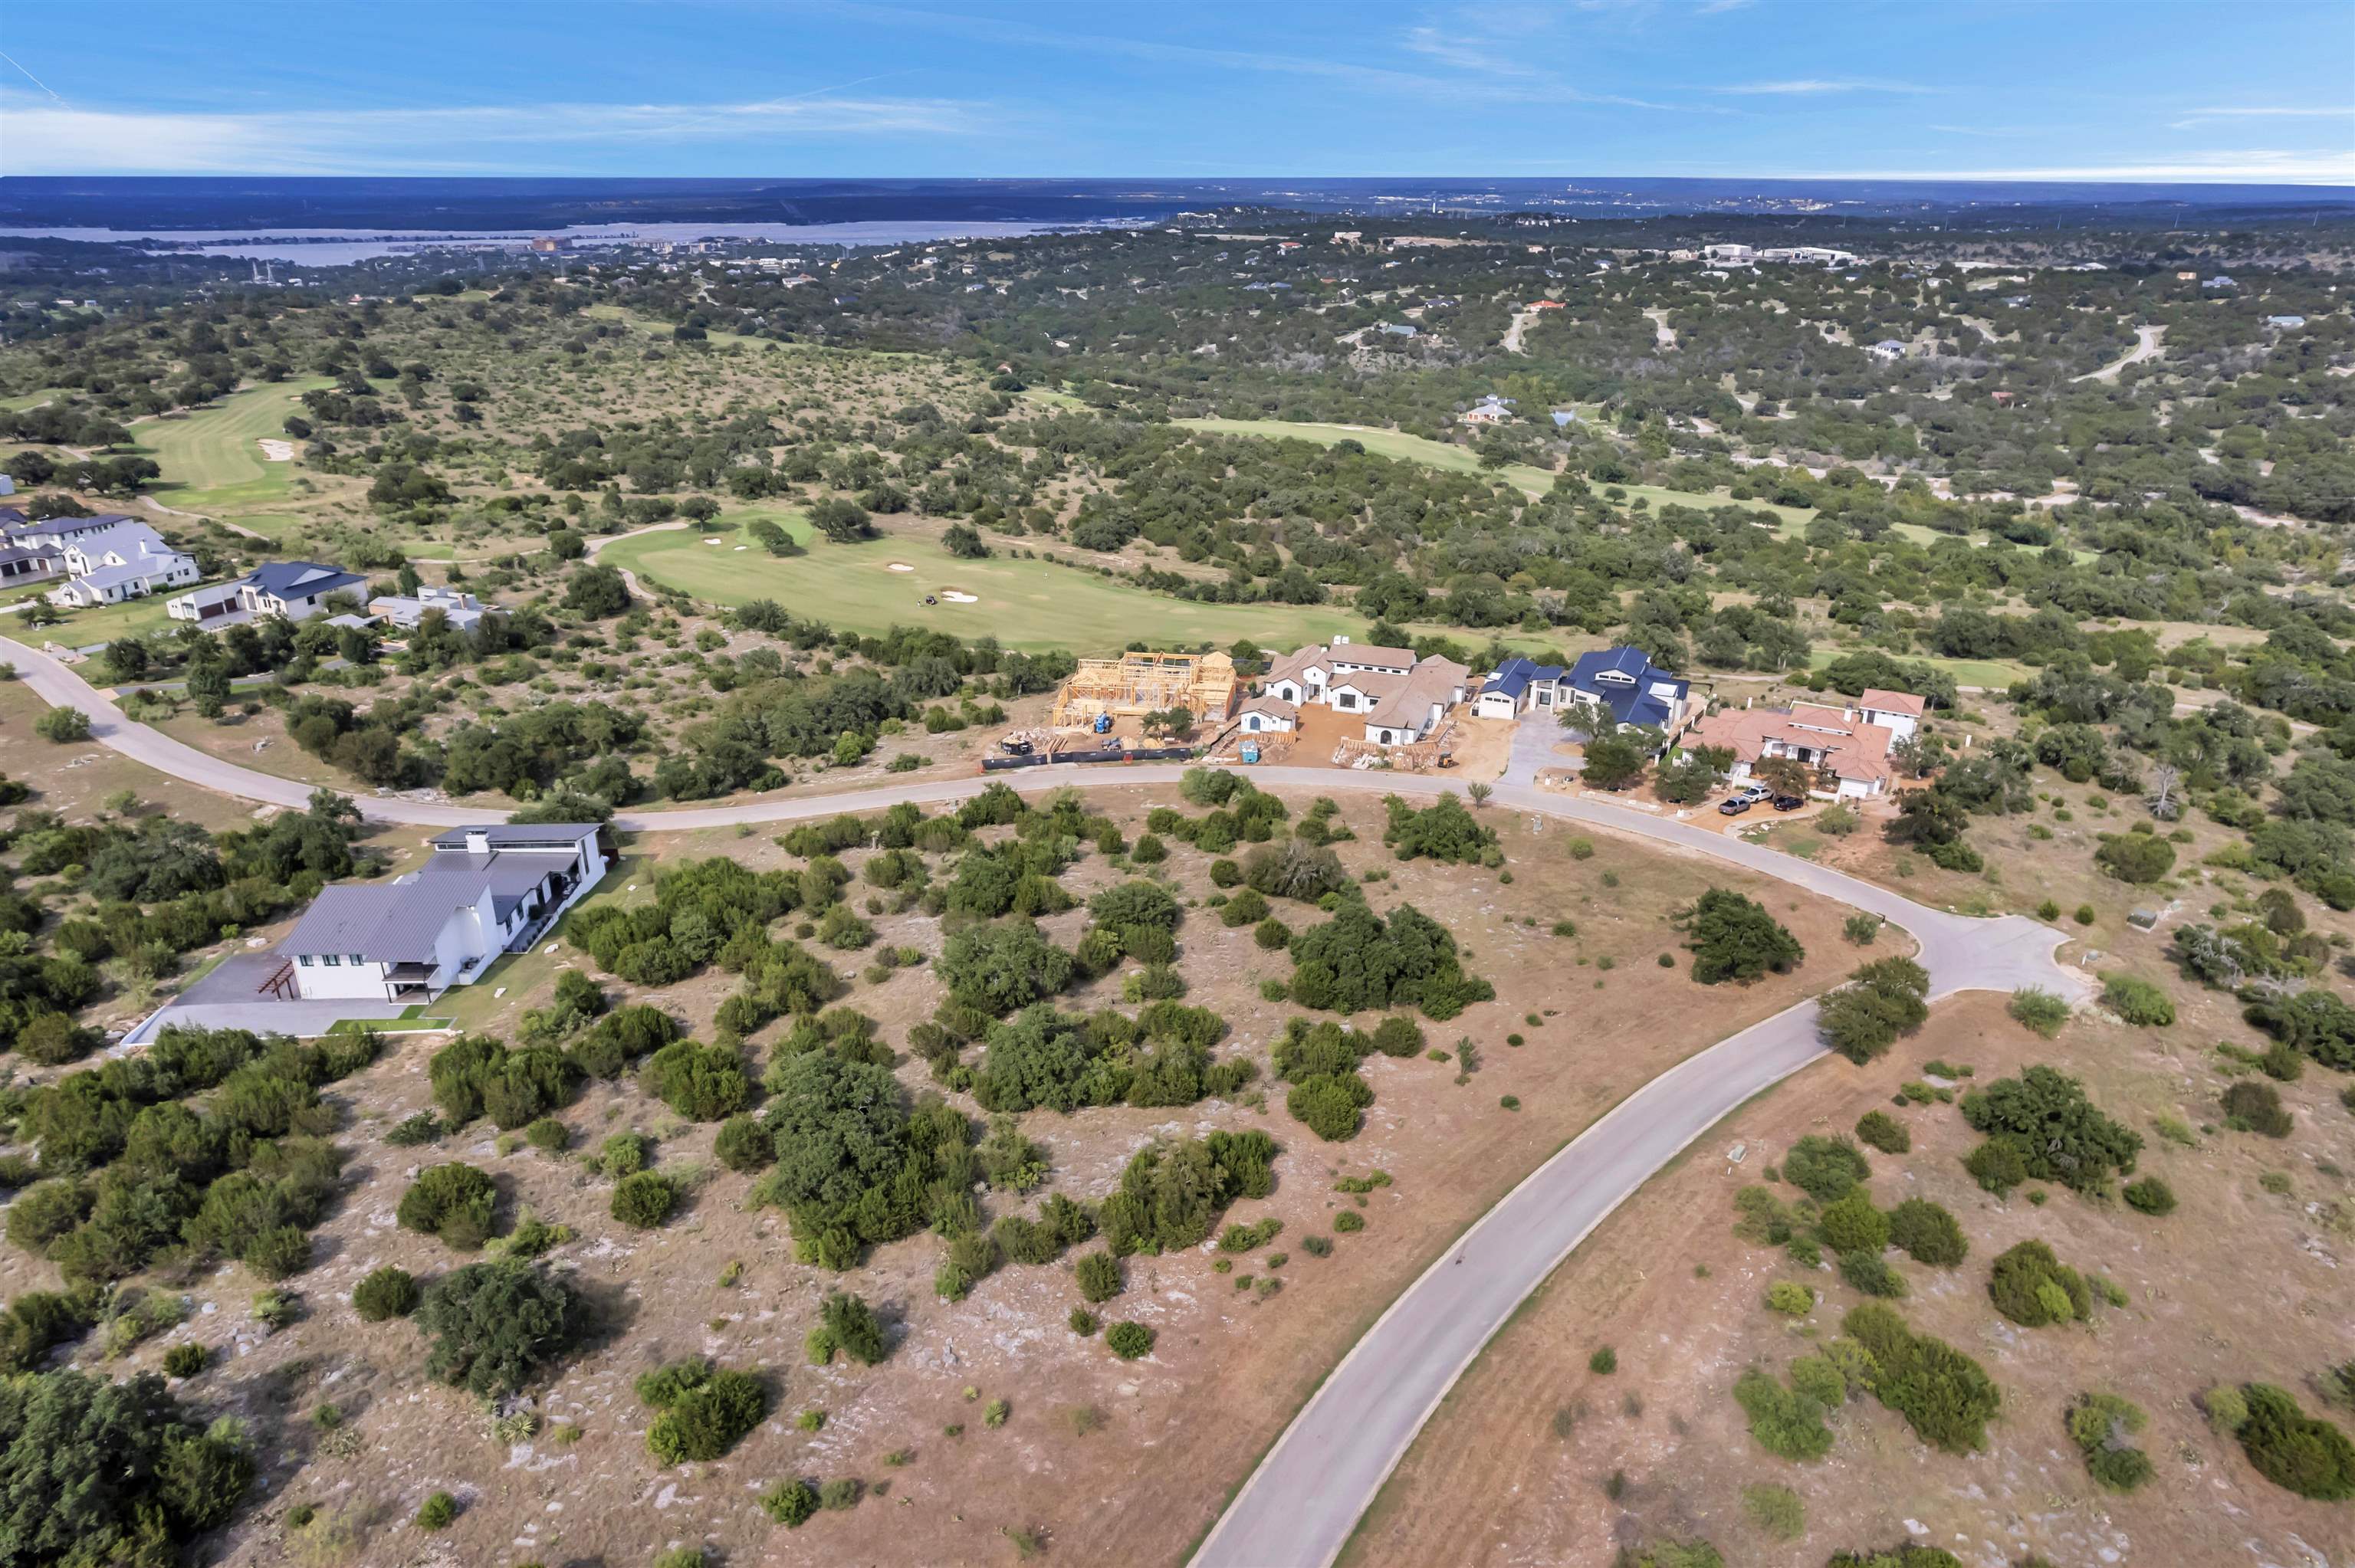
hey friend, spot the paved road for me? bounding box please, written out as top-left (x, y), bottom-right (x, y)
top-left (7, 642), bottom-right (2084, 1566)
top-left (2074, 323), bottom-right (2165, 384)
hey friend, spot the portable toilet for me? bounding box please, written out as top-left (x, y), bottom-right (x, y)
top-left (1240, 740), bottom-right (1261, 764)
top-left (1092, 713), bottom-right (1112, 734)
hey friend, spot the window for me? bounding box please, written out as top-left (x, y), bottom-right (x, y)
top-left (320, 954), bottom-right (341, 966)
top-left (1336, 692), bottom-right (1355, 709)
top-left (349, 953), bottom-right (366, 966)
top-left (297, 954), bottom-right (313, 966)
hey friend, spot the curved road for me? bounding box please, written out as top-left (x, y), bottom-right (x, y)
top-left (2074, 322), bottom-right (2165, 384)
top-left (2, 633), bottom-right (2084, 1566)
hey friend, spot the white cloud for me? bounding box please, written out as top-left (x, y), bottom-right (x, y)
top-left (2169, 106), bottom-right (2354, 130)
top-left (0, 90), bottom-right (994, 175)
top-left (1721, 77), bottom-right (1936, 96)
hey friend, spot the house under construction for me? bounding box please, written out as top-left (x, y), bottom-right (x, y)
top-left (1046, 651), bottom-right (1238, 732)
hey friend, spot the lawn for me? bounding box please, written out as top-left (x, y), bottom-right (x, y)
top-left (42, 579), bottom-right (233, 648)
top-left (133, 376), bottom-right (334, 521)
top-left (0, 388), bottom-right (67, 414)
top-left (1171, 416), bottom-right (1819, 525)
top-left (604, 517), bottom-right (1378, 654)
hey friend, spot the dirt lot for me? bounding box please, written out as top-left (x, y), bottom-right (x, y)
top-left (11, 782), bottom-right (1887, 1568)
top-left (1348, 986), bottom-right (2355, 1568)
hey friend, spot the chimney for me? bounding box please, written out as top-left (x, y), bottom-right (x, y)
top-left (465, 828), bottom-right (491, 855)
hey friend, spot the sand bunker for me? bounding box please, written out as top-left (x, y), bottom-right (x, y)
top-left (887, 562), bottom-right (915, 572)
top-left (941, 589), bottom-right (980, 604)
top-left (701, 536), bottom-right (724, 544)
top-left (256, 438), bottom-right (294, 461)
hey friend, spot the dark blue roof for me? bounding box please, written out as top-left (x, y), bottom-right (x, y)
top-left (1481, 655), bottom-right (1565, 700)
top-left (1568, 646), bottom-right (1688, 707)
top-left (1600, 686), bottom-right (1673, 730)
top-left (247, 562), bottom-right (364, 598)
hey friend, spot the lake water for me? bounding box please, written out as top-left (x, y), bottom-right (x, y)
top-left (0, 218), bottom-right (1112, 264)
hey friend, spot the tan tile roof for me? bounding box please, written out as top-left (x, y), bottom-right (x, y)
top-left (1240, 694), bottom-right (1299, 722)
top-left (1686, 704), bottom-right (1897, 786)
top-left (1363, 658), bottom-right (1467, 730)
top-left (1329, 642), bottom-right (1415, 671)
top-left (1263, 644), bottom-right (1329, 687)
top-left (1858, 687), bottom-right (1926, 718)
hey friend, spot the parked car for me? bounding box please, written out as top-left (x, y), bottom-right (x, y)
top-left (997, 738), bottom-right (1033, 756)
top-left (1733, 782), bottom-right (1772, 803)
top-left (1771, 794), bottom-right (1806, 812)
top-left (1717, 797), bottom-right (1753, 816)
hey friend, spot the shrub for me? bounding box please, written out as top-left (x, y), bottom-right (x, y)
top-left (1782, 1135), bottom-right (1871, 1203)
top-left (1332, 1210), bottom-right (1365, 1234)
top-left (1817, 958), bottom-right (1931, 1064)
top-left (1825, 1549), bottom-right (1959, 1568)
top-left (396, 1163), bottom-right (498, 1249)
top-left (1887, 1199), bottom-right (1968, 1267)
top-left (714, 1114), bottom-right (774, 1173)
top-left (416, 1260), bottom-right (579, 1398)
top-left (2222, 1080), bottom-right (2294, 1137)
top-left (2100, 973), bottom-right (2175, 1026)
top-left (1843, 1304), bottom-right (2000, 1452)
top-left (1818, 1191), bottom-right (1890, 1255)
top-left (1588, 1347), bottom-right (1617, 1375)
top-left (2121, 1176), bottom-right (2176, 1215)
top-left (1838, 1250), bottom-right (1907, 1298)
top-left (1681, 890), bottom-right (1805, 984)
top-left (762, 1478), bottom-right (819, 1527)
top-left (523, 1117), bottom-right (568, 1154)
top-left (1764, 1281), bottom-right (1815, 1316)
top-left (415, 1491), bottom-right (458, 1530)
top-left (1075, 1251), bottom-right (1123, 1303)
top-left (1854, 1110), bottom-right (1910, 1154)
top-left (1962, 1137), bottom-right (2030, 1196)
top-left (2067, 1391), bottom-right (2153, 1492)
top-left (353, 1266), bottom-right (421, 1321)
top-left (1286, 1071), bottom-right (1374, 1141)
top-left (1095, 1130), bottom-right (1276, 1255)
top-left (611, 1171), bottom-right (679, 1228)
top-left (2204, 1384), bottom-right (2251, 1435)
top-left (1287, 903), bottom-right (1493, 1020)
top-left (1987, 1240), bottom-right (2091, 1327)
top-left (1960, 1066), bottom-right (2141, 1194)
top-left (2096, 833), bottom-right (2176, 884)
top-left (642, 1363), bottom-right (767, 1464)
top-left (818, 1292), bottom-right (888, 1365)
top-left (2235, 1383), bottom-right (2355, 1501)
top-left (34, 707), bottom-right (91, 743)
top-left (162, 1343), bottom-right (206, 1378)
top-left (819, 1477), bottom-right (862, 1511)
top-left (1105, 1321), bottom-right (1155, 1360)
top-left (1733, 1365), bottom-right (1834, 1461)
top-left (643, 1040), bottom-right (751, 1121)
top-left (2007, 987), bottom-right (2071, 1038)
top-left (1741, 1481), bottom-right (1805, 1540)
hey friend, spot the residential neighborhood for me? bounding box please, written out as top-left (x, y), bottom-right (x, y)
top-left (167, 560), bottom-right (368, 627)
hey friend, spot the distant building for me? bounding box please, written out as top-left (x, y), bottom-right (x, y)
top-left (529, 237), bottom-right (567, 254)
top-left (1702, 243), bottom-right (1756, 265)
top-left (46, 521), bottom-right (199, 608)
top-left (1378, 321), bottom-right (1418, 337)
top-left (279, 825), bottom-right (609, 1002)
top-left (1560, 647), bottom-right (1693, 740)
top-left (1759, 246), bottom-right (1858, 267)
top-left (2266, 314), bottom-right (2307, 329)
top-left (1867, 340), bottom-right (1910, 361)
top-left (1552, 409), bottom-right (1578, 427)
top-left (2202, 275), bottom-right (2235, 290)
top-left (168, 562), bottom-right (366, 628)
top-left (370, 584), bottom-right (491, 632)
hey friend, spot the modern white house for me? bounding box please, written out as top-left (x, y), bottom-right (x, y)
top-left (47, 522), bottom-right (200, 608)
top-left (1236, 694), bottom-right (1298, 734)
top-left (276, 823), bottom-right (609, 1002)
top-left (370, 584), bottom-right (491, 632)
top-left (1258, 637), bottom-right (1469, 746)
top-left (1854, 688), bottom-right (1924, 743)
top-left (168, 561), bottom-right (366, 628)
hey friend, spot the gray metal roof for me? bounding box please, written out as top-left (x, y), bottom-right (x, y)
top-left (426, 824), bottom-right (599, 851)
top-left (283, 848), bottom-right (573, 962)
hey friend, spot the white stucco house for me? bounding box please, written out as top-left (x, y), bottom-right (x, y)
top-left (1258, 637), bottom-right (1470, 746)
top-left (370, 584), bottom-right (491, 631)
top-left (277, 823), bottom-right (609, 1002)
top-left (46, 521), bottom-right (199, 608)
top-left (1236, 694), bottom-right (1298, 734)
top-left (1854, 688), bottom-right (1923, 743)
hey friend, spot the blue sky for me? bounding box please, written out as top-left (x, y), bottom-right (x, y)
top-left (3, 0), bottom-right (2350, 182)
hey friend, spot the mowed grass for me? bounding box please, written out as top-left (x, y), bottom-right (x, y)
top-left (134, 376), bottom-right (334, 518)
top-left (43, 582), bottom-right (235, 649)
top-left (604, 517), bottom-right (1376, 654)
top-left (1171, 416), bottom-right (1818, 525)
